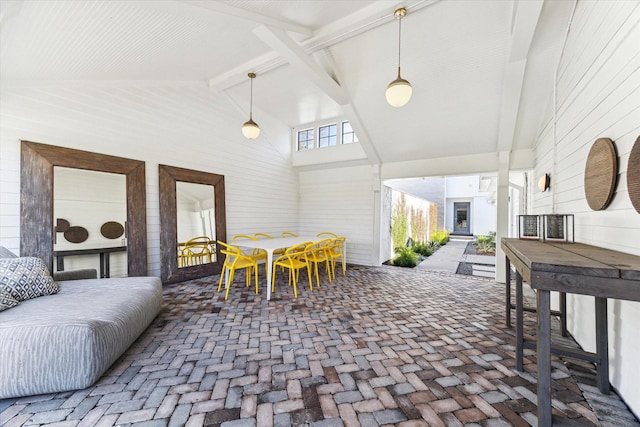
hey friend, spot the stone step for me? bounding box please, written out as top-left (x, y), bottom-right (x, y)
top-left (473, 264), bottom-right (495, 272)
top-left (472, 269), bottom-right (496, 278)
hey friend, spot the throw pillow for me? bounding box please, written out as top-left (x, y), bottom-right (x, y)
top-left (0, 257), bottom-right (59, 305)
top-left (0, 286), bottom-right (19, 312)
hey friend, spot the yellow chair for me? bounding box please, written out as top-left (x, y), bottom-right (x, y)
top-left (182, 236), bottom-right (213, 266)
top-left (255, 233), bottom-right (286, 257)
top-left (306, 238), bottom-right (333, 288)
top-left (282, 231), bottom-right (298, 238)
top-left (272, 242), bottom-right (313, 298)
top-left (317, 231), bottom-right (338, 238)
top-left (178, 243), bottom-right (188, 267)
top-left (328, 236), bottom-right (346, 276)
top-left (217, 241), bottom-right (259, 300)
top-left (232, 234), bottom-right (267, 263)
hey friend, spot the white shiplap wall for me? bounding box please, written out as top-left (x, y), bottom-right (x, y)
top-left (532, 0), bottom-right (640, 416)
top-left (0, 83), bottom-right (299, 277)
top-left (298, 165), bottom-right (376, 266)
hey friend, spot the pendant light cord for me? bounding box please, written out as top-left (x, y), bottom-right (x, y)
top-left (397, 14), bottom-right (402, 75)
top-left (249, 75), bottom-right (254, 120)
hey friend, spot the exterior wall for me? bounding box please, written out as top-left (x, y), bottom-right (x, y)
top-left (531, 1), bottom-right (640, 416)
top-left (0, 85), bottom-right (299, 278)
top-left (387, 190), bottom-right (432, 258)
top-left (444, 176), bottom-right (497, 236)
top-left (381, 185), bottom-right (392, 264)
top-left (298, 165), bottom-right (375, 266)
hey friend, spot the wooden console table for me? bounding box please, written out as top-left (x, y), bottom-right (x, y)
top-left (54, 246), bottom-right (127, 278)
top-left (501, 238), bottom-right (640, 427)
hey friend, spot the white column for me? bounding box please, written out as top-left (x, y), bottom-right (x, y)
top-left (495, 151), bottom-right (510, 282)
top-left (372, 164), bottom-right (382, 266)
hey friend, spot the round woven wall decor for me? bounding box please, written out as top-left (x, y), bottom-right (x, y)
top-left (628, 134), bottom-right (640, 214)
top-left (100, 221), bottom-right (125, 239)
top-left (55, 218), bottom-right (70, 233)
top-left (584, 137), bottom-right (618, 211)
top-left (64, 226), bottom-right (89, 243)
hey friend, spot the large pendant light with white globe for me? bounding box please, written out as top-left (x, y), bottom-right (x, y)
top-left (385, 7), bottom-right (412, 107)
top-left (241, 72), bottom-right (260, 139)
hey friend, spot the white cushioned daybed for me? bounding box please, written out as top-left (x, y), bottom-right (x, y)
top-left (0, 247), bottom-right (162, 399)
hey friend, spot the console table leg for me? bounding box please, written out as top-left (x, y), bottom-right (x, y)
top-left (537, 289), bottom-right (552, 427)
top-left (595, 297), bottom-right (610, 394)
top-left (560, 292), bottom-right (567, 337)
top-left (99, 253), bottom-right (106, 278)
top-left (516, 272), bottom-right (524, 371)
top-left (506, 255), bottom-right (512, 328)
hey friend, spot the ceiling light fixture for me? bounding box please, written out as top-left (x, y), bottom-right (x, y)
top-left (242, 72), bottom-right (260, 139)
top-left (385, 7), bottom-right (412, 107)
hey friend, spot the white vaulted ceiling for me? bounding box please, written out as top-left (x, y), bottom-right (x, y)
top-left (0, 0), bottom-right (574, 171)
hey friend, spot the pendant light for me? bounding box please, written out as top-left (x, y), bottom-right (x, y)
top-left (385, 7), bottom-right (412, 107)
top-left (242, 72), bottom-right (260, 139)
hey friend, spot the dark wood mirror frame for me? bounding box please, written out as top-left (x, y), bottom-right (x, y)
top-left (20, 140), bottom-right (148, 275)
top-left (159, 164), bottom-right (226, 284)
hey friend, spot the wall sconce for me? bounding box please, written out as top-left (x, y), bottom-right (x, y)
top-left (538, 173), bottom-right (550, 192)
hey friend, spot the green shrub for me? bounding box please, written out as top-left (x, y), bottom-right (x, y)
top-left (475, 231), bottom-right (496, 253)
top-left (392, 247), bottom-right (419, 267)
top-left (411, 242), bottom-right (433, 257)
top-left (431, 230), bottom-right (450, 245)
top-left (391, 199), bottom-right (409, 250)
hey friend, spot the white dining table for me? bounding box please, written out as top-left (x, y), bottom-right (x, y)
top-left (228, 235), bottom-right (317, 300)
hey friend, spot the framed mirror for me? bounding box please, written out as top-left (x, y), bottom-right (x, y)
top-left (53, 167), bottom-right (128, 277)
top-left (159, 164), bottom-right (226, 284)
top-left (20, 141), bottom-right (147, 276)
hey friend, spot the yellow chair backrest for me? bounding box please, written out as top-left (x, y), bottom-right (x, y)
top-left (232, 234), bottom-right (257, 242)
top-left (281, 242), bottom-right (311, 259)
top-left (308, 238), bottom-right (331, 261)
top-left (255, 233), bottom-right (274, 239)
top-left (317, 231), bottom-right (338, 238)
top-left (217, 241), bottom-right (250, 263)
top-left (282, 231), bottom-right (298, 238)
top-left (184, 236), bottom-right (211, 254)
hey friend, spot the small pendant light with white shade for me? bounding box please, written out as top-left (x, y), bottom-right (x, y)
top-left (385, 7), bottom-right (412, 107)
top-left (242, 72), bottom-right (260, 139)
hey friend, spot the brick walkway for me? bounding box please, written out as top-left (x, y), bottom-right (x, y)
top-left (1, 265), bottom-right (638, 426)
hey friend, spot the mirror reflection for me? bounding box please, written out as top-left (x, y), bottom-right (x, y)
top-left (53, 167), bottom-right (128, 278)
top-left (159, 164), bottom-right (226, 284)
top-left (176, 182), bottom-right (216, 268)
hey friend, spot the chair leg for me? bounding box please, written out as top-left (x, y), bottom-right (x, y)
top-left (310, 264), bottom-right (317, 290)
top-left (254, 266), bottom-right (259, 295)
top-left (292, 271), bottom-right (298, 298)
top-left (217, 270), bottom-right (225, 292)
top-left (326, 260), bottom-right (333, 282)
top-left (313, 263), bottom-right (320, 289)
top-left (272, 266), bottom-right (277, 292)
top-left (217, 262), bottom-right (228, 291)
top-left (306, 264), bottom-right (313, 292)
top-left (225, 269), bottom-right (236, 300)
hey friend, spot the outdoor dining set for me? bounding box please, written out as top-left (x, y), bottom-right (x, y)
top-left (217, 232), bottom-right (346, 300)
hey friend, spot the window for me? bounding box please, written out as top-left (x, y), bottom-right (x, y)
top-left (297, 128), bottom-right (314, 151)
top-left (318, 124), bottom-right (337, 148)
top-left (341, 121), bottom-right (358, 144)
top-left (295, 119), bottom-right (358, 151)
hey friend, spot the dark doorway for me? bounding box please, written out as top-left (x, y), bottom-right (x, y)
top-left (453, 202), bottom-right (471, 235)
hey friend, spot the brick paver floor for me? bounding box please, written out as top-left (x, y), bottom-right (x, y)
top-left (1, 265), bottom-right (638, 426)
